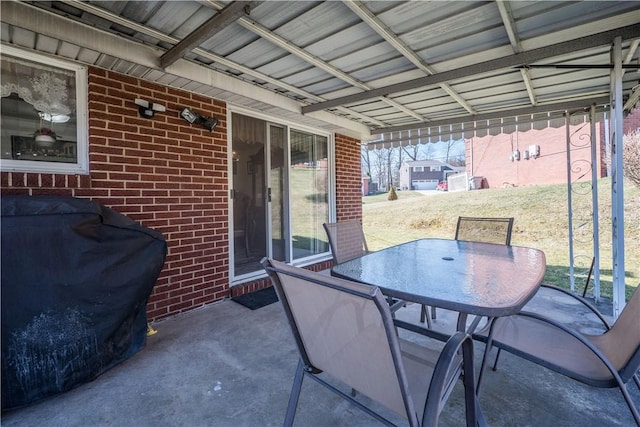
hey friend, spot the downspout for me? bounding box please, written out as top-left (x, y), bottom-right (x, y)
top-left (469, 137), bottom-right (474, 177)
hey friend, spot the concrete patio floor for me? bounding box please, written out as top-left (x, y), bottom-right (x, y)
top-left (2, 286), bottom-right (638, 427)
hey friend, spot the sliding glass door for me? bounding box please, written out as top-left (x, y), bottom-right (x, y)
top-left (230, 112), bottom-right (331, 280)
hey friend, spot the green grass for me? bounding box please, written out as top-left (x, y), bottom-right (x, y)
top-left (362, 179), bottom-right (639, 300)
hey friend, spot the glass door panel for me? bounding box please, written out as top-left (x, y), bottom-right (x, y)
top-left (268, 124), bottom-right (287, 261)
top-left (290, 130), bottom-right (329, 260)
top-left (231, 113), bottom-right (267, 277)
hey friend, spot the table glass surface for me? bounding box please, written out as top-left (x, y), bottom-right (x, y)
top-left (331, 238), bottom-right (546, 317)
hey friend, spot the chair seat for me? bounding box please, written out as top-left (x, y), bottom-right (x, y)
top-left (475, 314), bottom-right (619, 388)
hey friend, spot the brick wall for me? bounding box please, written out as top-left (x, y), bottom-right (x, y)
top-left (335, 133), bottom-right (363, 221)
top-left (624, 108), bottom-right (640, 134)
top-left (1, 67), bottom-right (363, 320)
top-left (466, 121), bottom-right (603, 188)
top-left (2, 67), bottom-right (229, 320)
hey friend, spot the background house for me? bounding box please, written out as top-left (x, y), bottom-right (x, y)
top-left (464, 109), bottom-right (640, 188)
top-left (399, 160), bottom-right (462, 190)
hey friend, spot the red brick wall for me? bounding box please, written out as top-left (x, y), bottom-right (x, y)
top-left (2, 67), bottom-right (229, 320)
top-left (623, 108), bottom-right (640, 134)
top-left (335, 133), bottom-right (363, 221)
top-left (1, 67), bottom-right (363, 320)
top-left (466, 121), bottom-right (603, 188)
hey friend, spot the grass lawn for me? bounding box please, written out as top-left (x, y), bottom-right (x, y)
top-left (362, 178), bottom-right (639, 300)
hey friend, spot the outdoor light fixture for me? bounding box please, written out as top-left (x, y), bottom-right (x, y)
top-left (180, 107), bottom-right (218, 131)
top-left (135, 98), bottom-right (166, 118)
top-left (180, 107), bottom-right (199, 124)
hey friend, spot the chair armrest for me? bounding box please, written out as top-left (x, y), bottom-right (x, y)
top-left (424, 332), bottom-right (477, 426)
top-left (492, 310), bottom-right (625, 385)
top-left (538, 284), bottom-right (612, 330)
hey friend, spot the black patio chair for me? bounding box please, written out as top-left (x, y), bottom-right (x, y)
top-left (262, 258), bottom-right (482, 427)
top-left (421, 216), bottom-right (514, 324)
top-left (474, 285), bottom-right (640, 425)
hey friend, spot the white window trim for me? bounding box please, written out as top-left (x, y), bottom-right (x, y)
top-left (1, 45), bottom-right (89, 175)
top-left (227, 105), bottom-right (335, 284)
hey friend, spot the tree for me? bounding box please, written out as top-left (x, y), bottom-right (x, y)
top-left (361, 144), bottom-right (372, 180)
top-left (443, 138), bottom-right (464, 163)
top-left (401, 144), bottom-right (420, 161)
top-left (371, 147), bottom-right (392, 191)
top-left (623, 130), bottom-right (640, 188)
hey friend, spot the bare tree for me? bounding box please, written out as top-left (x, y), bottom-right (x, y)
top-left (623, 130), bottom-right (640, 188)
top-left (401, 144), bottom-right (420, 161)
top-left (448, 155), bottom-right (466, 167)
top-left (443, 139), bottom-right (464, 163)
top-left (421, 143), bottom-right (436, 160)
top-left (371, 147), bottom-right (392, 191)
top-left (361, 144), bottom-right (372, 180)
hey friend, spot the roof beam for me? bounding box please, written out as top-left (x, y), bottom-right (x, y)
top-left (371, 96), bottom-right (611, 135)
top-left (202, 0), bottom-right (424, 123)
top-left (302, 23), bottom-right (640, 114)
top-left (160, 1), bottom-right (258, 69)
top-left (2, 1), bottom-right (371, 138)
top-left (64, 0), bottom-right (386, 128)
top-left (344, 0), bottom-right (476, 115)
top-left (496, 1), bottom-right (537, 106)
top-left (61, 0), bottom-right (324, 102)
top-left (623, 38), bottom-right (640, 111)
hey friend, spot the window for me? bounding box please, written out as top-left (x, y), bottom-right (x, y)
top-left (413, 166), bottom-right (423, 172)
top-left (431, 166), bottom-right (441, 172)
top-left (1, 45), bottom-right (88, 174)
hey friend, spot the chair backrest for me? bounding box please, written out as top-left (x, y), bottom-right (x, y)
top-left (600, 286), bottom-right (640, 381)
top-left (261, 258), bottom-right (418, 422)
top-left (323, 220), bottom-right (369, 264)
top-left (455, 216), bottom-right (514, 246)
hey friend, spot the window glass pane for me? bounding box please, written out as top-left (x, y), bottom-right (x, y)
top-left (290, 129), bottom-right (329, 260)
top-left (1, 47), bottom-right (87, 173)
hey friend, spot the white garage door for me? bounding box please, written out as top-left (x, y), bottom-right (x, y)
top-left (412, 180), bottom-right (438, 190)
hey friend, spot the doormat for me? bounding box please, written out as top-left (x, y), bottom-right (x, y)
top-left (232, 287), bottom-right (278, 310)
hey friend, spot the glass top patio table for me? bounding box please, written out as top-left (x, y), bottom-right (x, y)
top-left (331, 238), bottom-right (546, 320)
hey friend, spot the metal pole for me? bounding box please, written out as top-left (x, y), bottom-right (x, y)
top-left (610, 37), bottom-right (625, 318)
top-left (589, 104), bottom-right (601, 301)
top-left (565, 111), bottom-right (575, 292)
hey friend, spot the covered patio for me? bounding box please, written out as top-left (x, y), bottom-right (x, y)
top-left (2, 289), bottom-right (637, 426)
top-left (1, 1), bottom-right (639, 424)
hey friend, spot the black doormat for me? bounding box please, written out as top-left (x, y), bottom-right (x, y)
top-left (232, 287), bottom-right (278, 310)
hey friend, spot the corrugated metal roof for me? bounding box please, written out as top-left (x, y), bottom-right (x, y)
top-left (1, 0), bottom-right (639, 141)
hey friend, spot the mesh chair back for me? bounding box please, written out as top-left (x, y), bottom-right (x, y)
top-left (455, 217), bottom-right (514, 246)
top-left (595, 286), bottom-right (640, 380)
top-left (263, 258), bottom-right (415, 420)
top-left (323, 220), bottom-right (369, 264)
